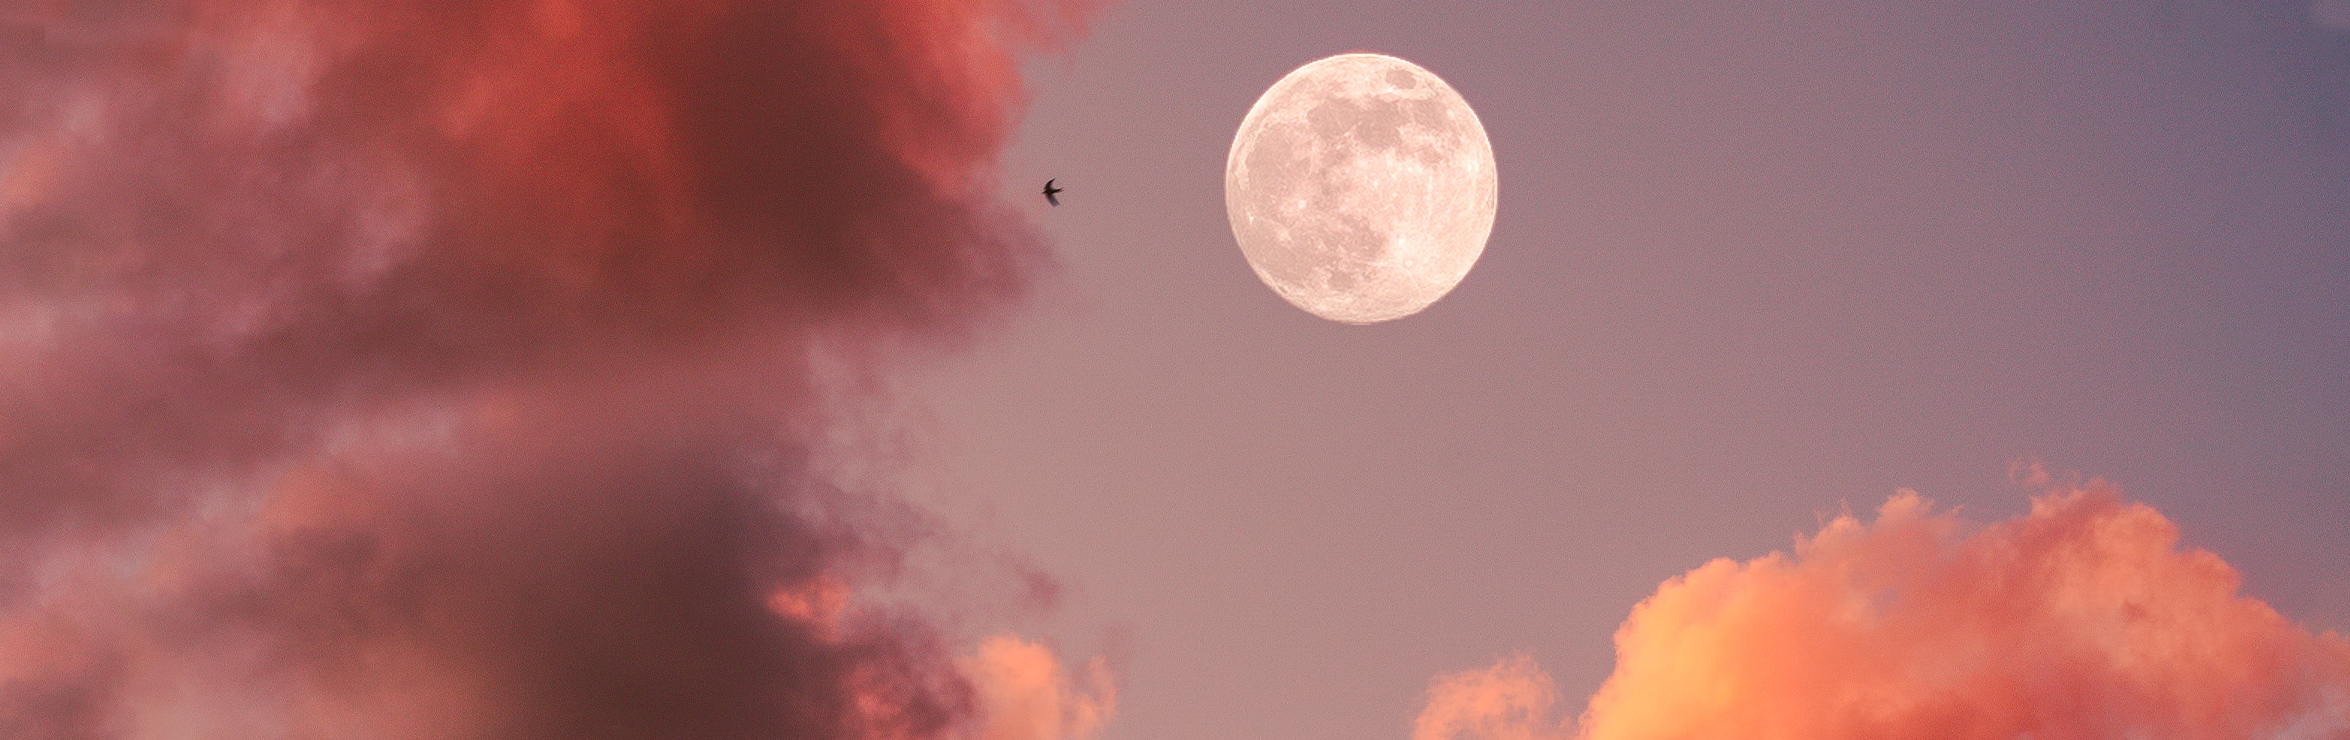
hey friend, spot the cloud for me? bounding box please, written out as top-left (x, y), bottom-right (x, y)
top-left (1414, 654), bottom-right (1564, 740)
top-left (1417, 483), bottom-right (2350, 740)
top-left (961, 635), bottom-right (1117, 740)
top-left (0, 0), bottom-right (1103, 738)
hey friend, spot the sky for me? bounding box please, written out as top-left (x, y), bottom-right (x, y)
top-left (925, 2), bottom-right (2350, 740)
top-left (1, 1), bottom-right (2348, 739)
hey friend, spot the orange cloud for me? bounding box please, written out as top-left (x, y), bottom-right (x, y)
top-left (961, 636), bottom-right (1118, 740)
top-left (1415, 654), bottom-right (1565, 740)
top-left (1419, 482), bottom-right (2350, 740)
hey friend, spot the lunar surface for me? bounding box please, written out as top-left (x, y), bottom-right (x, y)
top-left (1225, 53), bottom-right (1498, 324)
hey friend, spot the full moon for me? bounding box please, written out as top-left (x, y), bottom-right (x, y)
top-left (1225, 53), bottom-right (1498, 324)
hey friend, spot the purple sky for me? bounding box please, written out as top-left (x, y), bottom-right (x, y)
top-left (920, 3), bottom-right (2350, 740)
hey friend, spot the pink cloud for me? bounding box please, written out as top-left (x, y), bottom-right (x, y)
top-left (0, 0), bottom-right (1103, 737)
top-left (1419, 483), bottom-right (2350, 740)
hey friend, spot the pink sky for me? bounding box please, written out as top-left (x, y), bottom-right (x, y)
top-left (5, 1), bottom-right (2349, 739)
top-left (940, 2), bottom-right (2350, 740)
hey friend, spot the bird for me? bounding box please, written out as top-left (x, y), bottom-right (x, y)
top-left (1042, 179), bottom-right (1063, 207)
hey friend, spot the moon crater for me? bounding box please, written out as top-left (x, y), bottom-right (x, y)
top-left (1226, 53), bottom-right (1498, 324)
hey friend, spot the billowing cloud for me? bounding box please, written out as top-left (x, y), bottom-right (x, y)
top-left (0, 0), bottom-right (1103, 738)
top-left (1418, 482), bottom-right (2350, 740)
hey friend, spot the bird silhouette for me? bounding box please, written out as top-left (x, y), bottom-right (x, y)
top-left (1042, 179), bottom-right (1063, 207)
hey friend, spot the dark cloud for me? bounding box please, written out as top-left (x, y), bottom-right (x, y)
top-left (0, 0), bottom-right (1095, 737)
